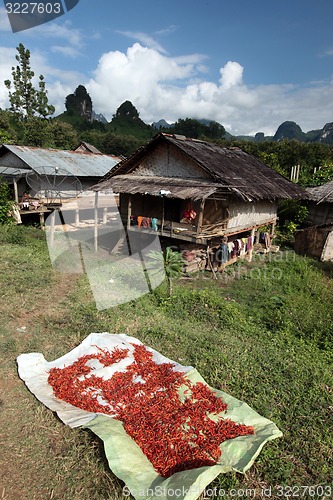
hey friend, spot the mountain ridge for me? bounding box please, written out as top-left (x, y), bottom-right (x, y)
top-left (56, 86), bottom-right (333, 145)
top-left (152, 118), bottom-right (333, 144)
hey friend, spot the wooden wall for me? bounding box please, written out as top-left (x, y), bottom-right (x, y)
top-left (294, 225), bottom-right (333, 261)
top-left (307, 202), bottom-right (333, 226)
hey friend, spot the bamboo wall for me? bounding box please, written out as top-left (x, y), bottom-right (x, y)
top-left (227, 200), bottom-right (277, 229)
top-left (135, 143), bottom-right (211, 179)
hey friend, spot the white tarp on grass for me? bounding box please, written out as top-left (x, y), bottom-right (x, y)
top-left (17, 333), bottom-right (282, 500)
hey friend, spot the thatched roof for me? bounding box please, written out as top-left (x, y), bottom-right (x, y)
top-left (306, 180), bottom-right (333, 204)
top-left (97, 175), bottom-right (225, 200)
top-left (94, 134), bottom-right (306, 202)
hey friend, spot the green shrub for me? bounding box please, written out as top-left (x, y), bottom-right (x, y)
top-left (0, 178), bottom-right (13, 224)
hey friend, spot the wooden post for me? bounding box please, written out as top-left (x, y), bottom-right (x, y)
top-left (161, 197), bottom-right (165, 233)
top-left (196, 198), bottom-right (206, 238)
top-left (50, 209), bottom-right (56, 247)
top-left (94, 191), bottom-right (99, 252)
top-left (75, 209), bottom-right (80, 227)
top-left (103, 207), bottom-right (108, 224)
top-left (39, 210), bottom-right (45, 226)
top-left (206, 244), bottom-right (217, 279)
top-left (127, 195), bottom-right (132, 229)
top-left (13, 180), bottom-right (19, 204)
top-left (247, 227), bottom-right (255, 263)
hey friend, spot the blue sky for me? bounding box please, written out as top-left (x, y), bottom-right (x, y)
top-left (1, 0), bottom-right (333, 135)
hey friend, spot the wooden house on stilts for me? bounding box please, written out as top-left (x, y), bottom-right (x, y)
top-left (294, 180), bottom-right (333, 262)
top-left (93, 133), bottom-right (306, 272)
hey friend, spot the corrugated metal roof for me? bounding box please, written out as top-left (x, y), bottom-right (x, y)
top-left (1, 145), bottom-right (121, 177)
top-left (0, 166), bottom-right (28, 177)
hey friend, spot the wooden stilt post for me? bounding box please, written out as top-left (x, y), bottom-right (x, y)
top-left (13, 180), bottom-right (19, 204)
top-left (207, 244), bottom-right (217, 279)
top-left (94, 191), bottom-right (99, 252)
top-left (103, 207), bottom-right (108, 224)
top-left (196, 198), bottom-right (206, 239)
top-left (127, 195), bottom-right (132, 229)
top-left (161, 197), bottom-right (165, 233)
top-left (247, 227), bottom-right (255, 262)
top-left (39, 210), bottom-right (45, 227)
top-left (50, 209), bottom-right (56, 247)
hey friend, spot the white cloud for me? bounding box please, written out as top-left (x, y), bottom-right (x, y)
top-left (155, 25), bottom-right (177, 37)
top-left (1, 40), bottom-right (333, 136)
top-left (85, 43), bottom-right (333, 135)
top-left (24, 20), bottom-right (84, 58)
top-left (117, 31), bottom-right (167, 54)
top-left (30, 20), bottom-right (82, 46)
top-left (219, 61), bottom-right (243, 89)
top-left (0, 44), bottom-right (85, 115)
top-left (51, 45), bottom-right (81, 58)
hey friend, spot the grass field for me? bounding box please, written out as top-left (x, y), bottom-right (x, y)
top-left (0, 226), bottom-right (332, 499)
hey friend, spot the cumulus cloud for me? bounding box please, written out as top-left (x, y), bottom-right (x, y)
top-left (219, 61), bottom-right (243, 89)
top-left (87, 44), bottom-right (333, 135)
top-left (85, 43), bottom-right (333, 135)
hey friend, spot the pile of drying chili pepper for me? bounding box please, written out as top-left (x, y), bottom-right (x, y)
top-left (48, 342), bottom-right (254, 477)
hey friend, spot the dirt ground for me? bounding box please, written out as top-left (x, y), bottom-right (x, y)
top-left (0, 274), bottom-right (81, 500)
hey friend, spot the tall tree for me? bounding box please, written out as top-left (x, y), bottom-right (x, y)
top-left (4, 43), bottom-right (55, 121)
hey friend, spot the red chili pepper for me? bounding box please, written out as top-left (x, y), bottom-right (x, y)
top-left (48, 343), bottom-right (254, 477)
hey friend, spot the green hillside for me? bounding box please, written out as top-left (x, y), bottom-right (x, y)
top-left (107, 100), bottom-right (154, 141)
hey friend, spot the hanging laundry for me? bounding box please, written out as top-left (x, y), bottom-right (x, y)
top-left (246, 236), bottom-right (253, 251)
top-left (141, 217), bottom-right (151, 228)
top-left (217, 243), bottom-right (228, 264)
top-left (232, 240), bottom-right (239, 258)
top-left (227, 241), bottom-right (235, 254)
top-left (151, 218), bottom-right (158, 231)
